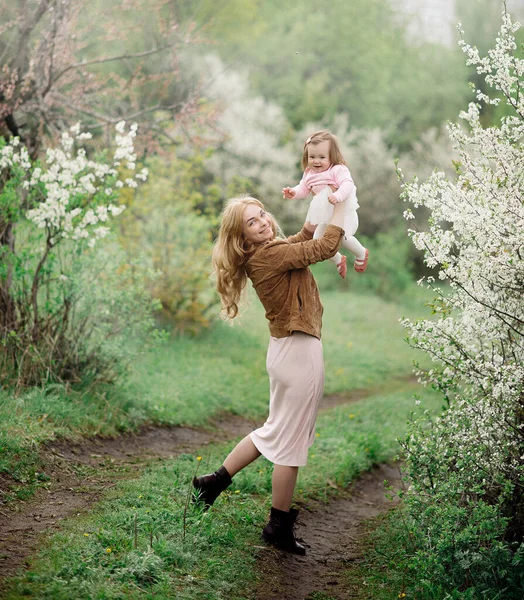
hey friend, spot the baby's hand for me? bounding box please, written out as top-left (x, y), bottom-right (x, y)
top-left (328, 194), bottom-right (340, 205)
top-left (282, 187), bottom-right (296, 199)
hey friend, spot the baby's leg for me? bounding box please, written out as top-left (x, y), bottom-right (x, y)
top-left (314, 222), bottom-right (346, 278)
top-left (342, 212), bottom-right (368, 272)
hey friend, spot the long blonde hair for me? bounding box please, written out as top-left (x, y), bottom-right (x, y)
top-left (212, 196), bottom-right (279, 319)
top-left (301, 130), bottom-right (346, 171)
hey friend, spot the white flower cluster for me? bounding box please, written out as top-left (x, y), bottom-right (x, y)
top-left (0, 121), bottom-right (148, 248)
top-left (1, 137), bottom-right (31, 171)
top-left (401, 12), bottom-right (524, 486)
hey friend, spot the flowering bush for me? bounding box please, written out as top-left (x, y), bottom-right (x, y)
top-left (396, 9), bottom-right (524, 597)
top-left (0, 122), bottom-right (155, 387)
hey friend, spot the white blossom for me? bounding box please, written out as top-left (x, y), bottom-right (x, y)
top-left (0, 122), bottom-right (144, 250)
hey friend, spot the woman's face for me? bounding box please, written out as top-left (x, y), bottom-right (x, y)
top-left (242, 203), bottom-right (274, 245)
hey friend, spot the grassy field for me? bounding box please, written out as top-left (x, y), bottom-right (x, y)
top-left (0, 282), bottom-right (432, 502)
top-left (3, 382), bottom-right (443, 599)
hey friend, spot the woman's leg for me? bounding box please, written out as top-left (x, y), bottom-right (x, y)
top-left (223, 435), bottom-right (261, 476)
top-left (193, 435), bottom-right (260, 508)
top-left (262, 464), bottom-right (305, 554)
top-left (271, 465), bottom-right (299, 511)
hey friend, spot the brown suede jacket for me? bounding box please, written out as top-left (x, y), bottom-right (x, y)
top-left (245, 224), bottom-right (344, 339)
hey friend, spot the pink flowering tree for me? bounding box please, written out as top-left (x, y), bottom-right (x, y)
top-left (0, 1), bottom-right (210, 155)
top-left (0, 121), bottom-right (153, 386)
top-left (397, 8), bottom-right (524, 592)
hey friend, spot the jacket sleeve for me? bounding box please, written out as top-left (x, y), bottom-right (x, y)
top-left (285, 226), bottom-right (314, 245)
top-left (262, 225), bottom-right (344, 273)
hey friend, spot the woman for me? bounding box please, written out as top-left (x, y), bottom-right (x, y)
top-left (194, 195), bottom-right (346, 555)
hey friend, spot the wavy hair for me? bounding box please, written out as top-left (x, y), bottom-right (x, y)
top-left (212, 196), bottom-right (279, 319)
top-left (301, 130), bottom-right (346, 171)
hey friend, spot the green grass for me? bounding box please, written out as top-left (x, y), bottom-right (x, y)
top-left (2, 383), bottom-right (443, 599)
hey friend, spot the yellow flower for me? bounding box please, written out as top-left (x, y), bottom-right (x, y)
top-left (335, 368), bottom-right (344, 375)
top-left (138, 494), bottom-right (143, 499)
top-left (106, 547), bottom-right (112, 554)
top-left (315, 433), bottom-right (320, 437)
top-left (398, 593), bottom-right (406, 598)
top-left (83, 533), bottom-right (90, 537)
top-left (346, 341), bottom-right (353, 348)
top-left (197, 456), bottom-right (202, 461)
top-left (234, 490), bottom-right (240, 494)
top-left (349, 414), bottom-right (355, 419)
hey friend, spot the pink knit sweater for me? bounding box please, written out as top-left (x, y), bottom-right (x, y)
top-left (291, 164), bottom-right (357, 203)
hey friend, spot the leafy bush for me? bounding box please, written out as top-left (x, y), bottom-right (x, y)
top-left (117, 152), bottom-right (224, 333)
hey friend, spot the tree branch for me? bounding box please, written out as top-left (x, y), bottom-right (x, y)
top-left (51, 44), bottom-right (178, 86)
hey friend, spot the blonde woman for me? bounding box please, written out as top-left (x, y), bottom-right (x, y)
top-left (193, 195), bottom-right (346, 555)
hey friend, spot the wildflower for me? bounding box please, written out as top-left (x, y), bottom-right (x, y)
top-left (197, 456), bottom-right (202, 461)
top-left (106, 547), bottom-right (112, 554)
top-left (349, 414), bottom-right (355, 419)
top-left (83, 533), bottom-right (89, 537)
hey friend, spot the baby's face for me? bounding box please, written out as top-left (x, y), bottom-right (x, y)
top-left (307, 140), bottom-right (330, 173)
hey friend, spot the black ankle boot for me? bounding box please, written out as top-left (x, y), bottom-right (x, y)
top-left (261, 507), bottom-right (306, 555)
top-left (192, 465), bottom-right (232, 508)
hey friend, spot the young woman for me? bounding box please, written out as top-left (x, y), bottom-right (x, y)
top-left (193, 195), bottom-right (346, 555)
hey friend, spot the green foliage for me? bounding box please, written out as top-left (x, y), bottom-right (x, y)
top-left (309, 227), bottom-right (415, 301)
top-left (118, 151), bottom-right (249, 333)
top-left (0, 229), bottom-right (158, 387)
top-left (353, 497), bottom-right (524, 600)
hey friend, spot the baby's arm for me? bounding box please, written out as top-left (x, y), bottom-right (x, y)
top-left (328, 165), bottom-right (357, 204)
top-left (282, 172), bottom-right (310, 199)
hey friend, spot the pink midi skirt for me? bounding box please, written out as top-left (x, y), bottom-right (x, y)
top-left (250, 332), bottom-right (324, 467)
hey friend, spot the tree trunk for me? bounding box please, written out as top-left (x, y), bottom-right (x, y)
top-left (0, 221), bottom-right (17, 332)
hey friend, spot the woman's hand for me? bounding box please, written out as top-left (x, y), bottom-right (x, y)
top-left (328, 194), bottom-right (339, 205)
top-left (329, 200), bottom-right (346, 229)
top-left (282, 187), bottom-right (296, 199)
top-left (304, 221), bottom-right (317, 234)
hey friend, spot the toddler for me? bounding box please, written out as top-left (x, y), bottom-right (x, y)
top-left (283, 130), bottom-right (368, 277)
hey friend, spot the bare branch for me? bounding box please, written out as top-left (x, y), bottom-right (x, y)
top-left (51, 44), bottom-right (178, 86)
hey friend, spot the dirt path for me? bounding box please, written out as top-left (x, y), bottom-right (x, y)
top-left (0, 379), bottom-right (411, 589)
top-left (254, 463), bottom-right (403, 600)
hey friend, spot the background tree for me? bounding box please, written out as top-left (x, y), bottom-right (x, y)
top-left (0, 0), bottom-right (213, 155)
